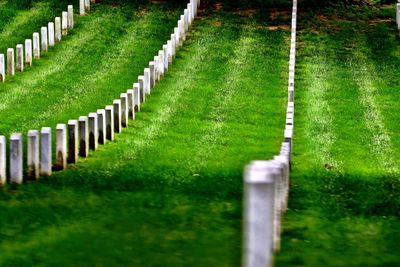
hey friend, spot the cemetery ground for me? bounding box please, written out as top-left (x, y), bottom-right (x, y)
top-left (276, 3), bottom-right (400, 267)
top-left (0, 0), bottom-right (399, 266)
top-left (0, 0), bottom-right (288, 265)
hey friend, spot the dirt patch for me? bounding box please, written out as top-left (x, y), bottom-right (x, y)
top-left (317, 14), bottom-right (352, 23)
top-left (368, 18), bottom-right (392, 25)
top-left (242, 24), bottom-right (290, 31)
top-left (267, 25), bottom-right (291, 31)
top-left (234, 8), bottom-right (257, 18)
top-left (270, 9), bottom-right (291, 21)
top-left (212, 20), bottom-right (222, 27)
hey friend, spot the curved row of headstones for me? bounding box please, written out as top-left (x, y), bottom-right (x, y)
top-left (0, 0), bottom-right (200, 185)
top-left (0, 0), bottom-right (96, 83)
top-left (242, 0), bottom-right (297, 267)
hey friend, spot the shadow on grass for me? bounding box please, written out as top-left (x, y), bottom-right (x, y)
top-left (290, 171), bottom-right (400, 219)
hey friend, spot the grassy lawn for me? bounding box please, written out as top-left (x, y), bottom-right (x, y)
top-left (0, 1), bottom-right (184, 135)
top-left (0, 0), bottom-right (83, 52)
top-left (0, 1), bottom-right (289, 265)
top-left (276, 3), bottom-right (400, 267)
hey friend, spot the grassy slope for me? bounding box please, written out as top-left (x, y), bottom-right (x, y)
top-left (0, 1), bottom-right (183, 136)
top-left (0, 0), bottom-right (83, 53)
top-left (0, 2), bottom-right (289, 266)
top-left (276, 4), bottom-right (400, 267)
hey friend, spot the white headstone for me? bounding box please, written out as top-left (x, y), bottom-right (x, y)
top-left (80, 0), bottom-right (85, 16)
top-left (97, 109), bottom-right (106, 145)
top-left (284, 129), bottom-right (293, 166)
top-left (144, 68), bottom-right (151, 95)
top-left (397, 4), bottom-right (400, 29)
top-left (120, 93), bottom-right (128, 128)
top-left (188, 4), bottom-right (193, 24)
top-left (62, 12), bottom-right (68, 36)
top-left (0, 54), bottom-right (4, 82)
top-left (105, 105), bottom-right (114, 141)
top-left (67, 120), bottom-right (79, 163)
top-left (88, 113), bottom-right (98, 150)
top-left (79, 116), bottom-right (89, 157)
top-left (158, 51), bottom-right (164, 78)
top-left (149, 62), bottom-right (155, 89)
top-left (10, 133), bottom-right (23, 184)
top-left (40, 127), bottom-right (52, 176)
top-left (16, 44), bottom-right (24, 72)
top-left (41, 27), bottom-right (48, 52)
top-left (33, 32), bottom-right (40, 59)
top-left (162, 45), bottom-right (168, 71)
top-left (190, 1), bottom-right (196, 19)
top-left (243, 162), bottom-right (275, 267)
top-left (48, 22), bottom-right (55, 47)
top-left (288, 88), bottom-right (294, 102)
top-left (280, 142), bottom-right (291, 171)
top-left (85, 0), bottom-right (90, 11)
top-left (68, 5), bottom-right (74, 29)
top-left (179, 17), bottom-right (186, 42)
top-left (113, 100), bottom-right (122, 134)
top-left (56, 124), bottom-right (67, 170)
top-left (27, 130), bottom-right (40, 179)
top-left (7, 48), bottom-right (15, 76)
top-left (0, 136), bottom-right (6, 184)
top-left (153, 56), bottom-right (160, 82)
top-left (55, 17), bottom-right (61, 42)
top-left (174, 27), bottom-right (180, 49)
top-left (133, 83), bottom-right (140, 112)
top-left (184, 9), bottom-right (189, 32)
top-left (127, 89), bottom-right (135, 120)
top-left (138, 76), bottom-right (145, 103)
top-left (274, 155), bottom-right (289, 211)
top-left (257, 161), bottom-right (284, 252)
top-left (167, 40), bottom-right (173, 64)
top-left (170, 34), bottom-right (176, 58)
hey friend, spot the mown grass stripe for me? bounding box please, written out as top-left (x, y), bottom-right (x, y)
top-left (67, 16), bottom-right (227, 174)
top-left (190, 27), bottom-right (284, 172)
top-left (29, 9), bottom-right (170, 128)
top-left (0, 2), bottom-right (50, 40)
top-left (351, 56), bottom-right (398, 175)
top-left (300, 49), bottom-right (341, 171)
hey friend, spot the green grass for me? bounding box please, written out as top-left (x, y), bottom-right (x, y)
top-left (0, 1), bottom-right (289, 265)
top-left (276, 3), bottom-right (400, 266)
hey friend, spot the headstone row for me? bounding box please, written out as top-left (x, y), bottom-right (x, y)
top-left (0, 0), bottom-right (200, 184)
top-left (242, 1), bottom-right (297, 266)
top-left (0, 94), bottom-right (135, 184)
top-left (397, 3), bottom-right (400, 30)
top-left (242, 143), bottom-right (290, 267)
top-left (0, 4), bottom-right (76, 83)
top-left (0, 129), bottom-right (52, 184)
